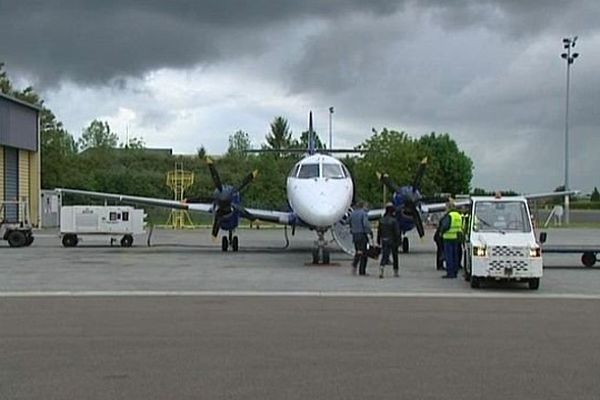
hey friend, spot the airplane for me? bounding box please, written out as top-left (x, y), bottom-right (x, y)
top-left (57, 112), bottom-right (580, 263)
top-left (58, 112), bottom-right (354, 264)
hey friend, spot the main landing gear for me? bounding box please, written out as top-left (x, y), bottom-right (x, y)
top-left (311, 230), bottom-right (331, 265)
top-left (221, 230), bottom-right (239, 252)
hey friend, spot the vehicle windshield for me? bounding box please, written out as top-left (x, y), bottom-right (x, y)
top-left (473, 201), bottom-right (531, 233)
top-left (322, 163), bottom-right (345, 179)
top-left (297, 164), bottom-right (319, 179)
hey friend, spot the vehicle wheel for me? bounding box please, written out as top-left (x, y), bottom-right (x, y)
top-left (464, 257), bottom-right (472, 281)
top-left (322, 249), bottom-right (330, 264)
top-left (231, 236), bottom-right (239, 252)
top-left (221, 236), bottom-right (228, 252)
top-left (581, 252), bottom-right (596, 268)
top-left (25, 235), bottom-right (34, 246)
top-left (312, 249), bottom-right (319, 264)
top-left (7, 231), bottom-right (26, 248)
top-left (464, 268), bottom-right (471, 282)
top-left (470, 276), bottom-right (480, 289)
top-left (120, 235), bottom-right (134, 248)
top-left (62, 234), bottom-right (78, 247)
top-left (528, 278), bottom-right (540, 290)
top-left (402, 237), bottom-right (409, 253)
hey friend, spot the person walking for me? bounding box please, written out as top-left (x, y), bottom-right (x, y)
top-left (349, 201), bottom-right (373, 276)
top-left (377, 202), bottom-right (401, 278)
top-left (439, 199), bottom-right (463, 279)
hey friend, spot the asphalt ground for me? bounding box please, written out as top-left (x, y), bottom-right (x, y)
top-left (1, 227), bottom-right (600, 399)
top-left (1, 227), bottom-right (600, 294)
top-left (1, 296), bottom-right (600, 400)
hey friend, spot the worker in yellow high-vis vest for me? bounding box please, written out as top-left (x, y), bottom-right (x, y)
top-left (439, 199), bottom-right (463, 278)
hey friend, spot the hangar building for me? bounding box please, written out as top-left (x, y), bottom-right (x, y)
top-left (0, 92), bottom-right (41, 226)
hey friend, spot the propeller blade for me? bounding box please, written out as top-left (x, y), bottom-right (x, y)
top-left (411, 157), bottom-right (428, 192)
top-left (408, 203), bottom-right (425, 237)
top-left (232, 203), bottom-right (255, 220)
top-left (236, 170), bottom-right (258, 193)
top-left (211, 215), bottom-right (220, 238)
top-left (206, 157), bottom-right (223, 192)
top-left (377, 172), bottom-right (400, 193)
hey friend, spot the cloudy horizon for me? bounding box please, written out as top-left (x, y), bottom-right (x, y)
top-left (2, 0), bottom-right (599, 193)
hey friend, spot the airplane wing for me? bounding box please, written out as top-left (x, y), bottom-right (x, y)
top-left (419, 190), bottom-right (580, 214)
top-left (243, 207), bottom-right (294, 225)
top-left (56, 188), bottom-right (213, 212)
top-left (55, 188), bottom-right (294, 225)
top-left (523, 190), bottom-right (580, 200)
top-left (368, 190), bottom-right (580, 218)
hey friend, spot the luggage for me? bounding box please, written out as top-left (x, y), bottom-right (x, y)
top-left (366, 244), bottom-right (381, 259)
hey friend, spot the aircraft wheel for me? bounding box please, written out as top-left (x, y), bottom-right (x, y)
top-left (322, 249), bottom-right (330, 265)
top-left (62, 234), bottom-right (78, 247)
top-left (121, 235), bottom-right (134, 248)
top-left (7, 231), bottom-right (26, 248)
top-left (232, 236), bottom-right (239, 252)
top-left (221, 236), bottom-right (229, 252)
top-left (470, 276), bottom-right (480, 289)
top-left (528, 278), bottom-right (540, 290)
top-left (312, 249), bottom-right (319, 264)
top-left (581, 252), bottom-right (596, 267)
top-left (402, 237), bottom-right (409, 253)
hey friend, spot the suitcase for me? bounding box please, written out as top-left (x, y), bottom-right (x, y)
top-left (366, 244), bottom-right (381, 259)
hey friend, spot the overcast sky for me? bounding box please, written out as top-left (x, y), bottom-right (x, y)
top-left (1, 0), bottom-right (599, 192)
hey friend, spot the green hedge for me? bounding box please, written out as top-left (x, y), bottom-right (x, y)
top-left (570, 201), bottom-right (600, 210)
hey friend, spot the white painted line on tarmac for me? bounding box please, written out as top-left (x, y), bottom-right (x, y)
top-left (1, 291), bottom-right (600, 299)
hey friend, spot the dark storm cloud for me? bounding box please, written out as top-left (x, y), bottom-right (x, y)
top-left (0, 0), bottom-right (401, 85)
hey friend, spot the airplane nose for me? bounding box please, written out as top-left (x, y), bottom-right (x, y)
top-left (307, 205), bottom-right (336, 227)
top-left (305, 195), bottom-right (347, 227)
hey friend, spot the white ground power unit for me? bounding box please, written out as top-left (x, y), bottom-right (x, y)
top-left (60, 206), bottom-right (146, 247)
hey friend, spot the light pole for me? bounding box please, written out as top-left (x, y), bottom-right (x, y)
top-left (328, 106), bottom-right (334, 150)
top-left (561, 36), bottom-right (579, 225)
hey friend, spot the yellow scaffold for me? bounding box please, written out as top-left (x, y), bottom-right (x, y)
top-left (165, 162), bottom-right (196, 229)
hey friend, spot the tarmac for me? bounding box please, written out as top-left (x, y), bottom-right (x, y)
top-left (1, 227), bottom-right (600, 399)
top-left (1, 227), bottom-right (599, 295)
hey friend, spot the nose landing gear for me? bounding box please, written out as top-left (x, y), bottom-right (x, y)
top-left (311, 230), bottom-right (331, 264)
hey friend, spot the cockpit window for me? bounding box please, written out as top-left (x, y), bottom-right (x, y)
top-left (322, 163), bottom-right (345, 179)
top-left (289, 164), bottom-right (301, 178)
top-left (297, 164), bottom-right (320, 179)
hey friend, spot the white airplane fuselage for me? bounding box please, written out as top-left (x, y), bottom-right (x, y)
top-left (286, 154), bottom-right (353, 229)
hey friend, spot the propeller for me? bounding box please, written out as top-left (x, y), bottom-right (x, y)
top-left (377, 157), bottom-right (428, 238)
top-left (204, 157), bottom-right (257, 238)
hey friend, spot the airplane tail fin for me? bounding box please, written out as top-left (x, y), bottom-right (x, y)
top-left (308, 111), bottom-right (316, 155)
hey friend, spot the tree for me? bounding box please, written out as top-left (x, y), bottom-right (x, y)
top-left (591, 187), bottom-right (600, 202)
top-left (352, 129), bottom-right (474, 206)
top-left (354, 129), bottom-right (421, 205)
top-left (417, 132), bottom-right (473, 196)
top-left (293, 130), bottom-right (325, 150)
top-left (78, 120), bottom-right (119, 151)
top-left (197, 146), bottom-right (207, 159)
top-left (265, 116), bottom-right (293, 151)
top-left (227, 130), bottom-right (251, 158)
top-left (0, 62), bottom-right (13, 94)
